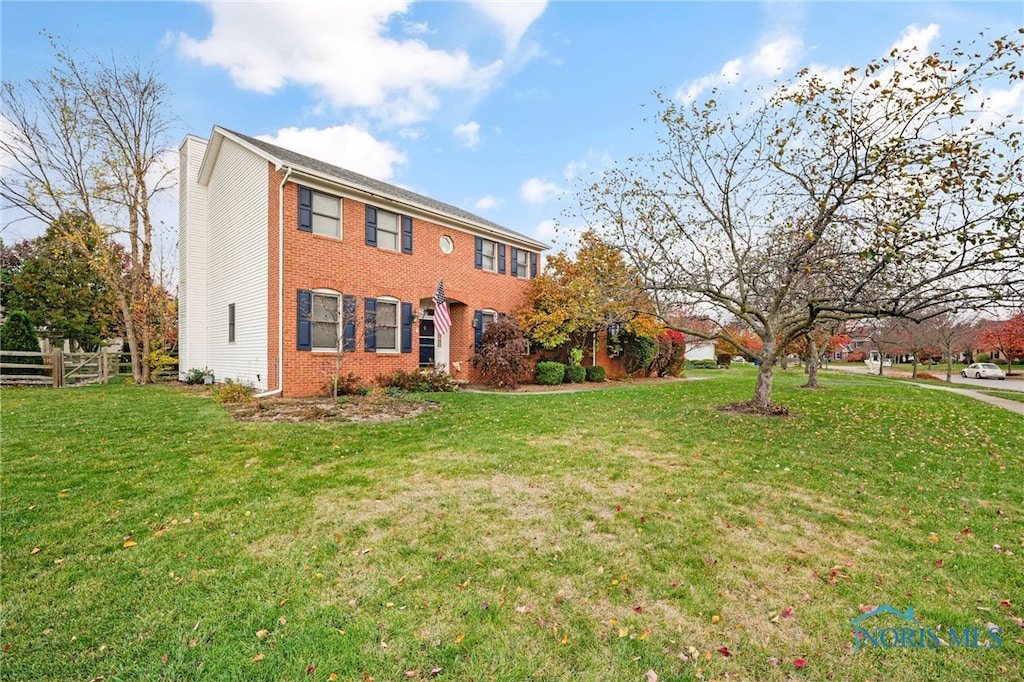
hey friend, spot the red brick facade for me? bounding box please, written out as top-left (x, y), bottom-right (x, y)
top-left (266, 163), bottom-right (539, 396)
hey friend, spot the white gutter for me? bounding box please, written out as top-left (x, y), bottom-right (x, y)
top-left (255, 164), bottom-right (292, 399)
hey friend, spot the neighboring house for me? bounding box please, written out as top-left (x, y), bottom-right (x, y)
top-left (684, 339), bottom-right (716, 361)
top-left (179, 126), bottom-right (547, 396)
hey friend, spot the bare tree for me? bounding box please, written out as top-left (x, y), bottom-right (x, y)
top-left (577, 34), bottom-right (1023, 411)
top-left (1, 37), bottom-right (175, 383)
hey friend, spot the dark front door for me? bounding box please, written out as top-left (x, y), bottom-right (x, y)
top-left (418, 318), bottom-right (435, 367)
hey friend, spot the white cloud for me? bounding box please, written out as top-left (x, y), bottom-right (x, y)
top-left (520, 177), bottom-right (564, 204)
top-left (257, 125), bottom-right (406, 181)
top-left (470, 1), bottom-right (547, 50)
top-left (453, 121), bottom-right (481, 148)
top-left (177, 2), bottom-right (503, 125)
top-left (533, 218), bottom-right (558, 244)
top-left (474, 195), bottom-right (502, 211)
top-left (563, 159), bottom-right (587, 181)
top-left (676, 32), bottom-right (804, 102)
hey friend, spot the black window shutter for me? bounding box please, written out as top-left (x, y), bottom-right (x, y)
top-left (364, 298), bottom-right (377, 351)
top-left (401, 302), bottom-right (413, 353)
top-left (298, 186), bottom-right (312, 232)
top-left (365, 206), bottom-right (378, 246)
top-left (510, 247), bottom-right (519, 277)
top-left (297, 290), bottom-right (312, 350)
top-left (474, 237), bottom-right (483, 269)
top-left (401, 216), bottom-right (413, 254)
top-left (473, 310), bottom-right (483, 351)
top-left (342, 295), bottom-right (357, 352)
top-left (497, 243), bottom-right (506, 274)
top-left (530, 252), bottom-right (538, 278)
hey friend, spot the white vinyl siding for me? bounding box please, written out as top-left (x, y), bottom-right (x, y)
top-left (204, 138), bottom-right (269, 389)
top-left (178, 136), bottom-right (209, 377)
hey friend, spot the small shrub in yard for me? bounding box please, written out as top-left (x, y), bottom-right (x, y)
top-left (686, 359), bottom-right (719, 370)
top-left (536, 361), bottom-right (565, 385)
top-left (0, 310), bottom-right (44, 375)
top-left (585, 365), bottom-right (606, 382)
top-left (565, 364), bottom-right (586, 383)
top-left (183, 367), bottom-right (214, 385)
top-left (215, 379), bottom-right (255, 405)
top-left (377, 369), bottom-right (458, 393)
top-left (621, 333), bottom-right (658, 376)
top-left (326, 371), bottom-right (368, 396)
top-left (470, 316), bottom-right (530, 388)
top-left (974, 353), bottom-right (990, 363)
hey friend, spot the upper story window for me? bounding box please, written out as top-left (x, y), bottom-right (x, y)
top-left (298, 186), bottom-right (341, 238)
top-left (475, 237), bottom-right (506, 273)
top-left (366, 206), bottom-right (413, 254)
top-left (513, 248), bottom-right (529, 279)
top-left (480, 239), bottom-right (496, 271)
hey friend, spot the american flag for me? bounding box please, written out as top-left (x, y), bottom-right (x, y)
top-left (433, 279), bottom-right (452, 337)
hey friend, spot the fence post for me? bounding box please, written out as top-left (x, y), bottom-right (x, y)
top-left (52, 350), bottom-right (63, 388)
top-left (100, 351), bottom-right (108, 383)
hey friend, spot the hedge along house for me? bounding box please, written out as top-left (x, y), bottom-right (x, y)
top-left (179, 127), bottom-right (547, 396)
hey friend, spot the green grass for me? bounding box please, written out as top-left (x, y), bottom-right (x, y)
top-left (2, 369), bottom-right (1022, 681)
top-left (975, 390), bottom-right (1024, 405)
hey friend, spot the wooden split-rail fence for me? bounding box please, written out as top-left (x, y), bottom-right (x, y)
top-left (0, 350), bottom-right (176, 387)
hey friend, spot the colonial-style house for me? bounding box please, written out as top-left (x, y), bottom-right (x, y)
top-left (178, 126), bottom-right (546, 396)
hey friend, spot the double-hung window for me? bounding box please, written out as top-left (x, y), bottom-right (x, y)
top-left (312, 292), bottom-right (340, 350)
top-left (514, 249), bottom-right (528, 278)
top-left (376, 209), bottom-right (400, 251)
top-left (480, 239), bottom-right (497, 271)
top-left (299, 186), bottom-right (341, 238)
top-left (375, 299), bottom-right (398, 351)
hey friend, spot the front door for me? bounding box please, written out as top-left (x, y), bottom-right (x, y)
top-left (418, 318), bottom-right (435, 367)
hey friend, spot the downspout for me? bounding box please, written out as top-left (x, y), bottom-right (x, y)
top-left (255, 164), bottom-right (292, 398)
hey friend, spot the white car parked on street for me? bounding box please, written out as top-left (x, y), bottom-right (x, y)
top-left (961, 363), bottom-right (1006, 380)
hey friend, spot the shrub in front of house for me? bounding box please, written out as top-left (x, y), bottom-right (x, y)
top-left (621, 333), bottom-right (658, 376)
top-left (184, 368), bottom-right (214, 385)
top-left (652, 331), bottom-right (687, 376)
top-left (685, 359), bottom-right (719, 370)
top-left (585, 365), bottom-right (606, 382)
top-left (326, 371), bottom-right (369, 396)
top-left (377, 369), bottom-right (458, 393)
top-left (470, 316), bottom-right (530, 389)
top-left (974, 353), bottom-right (990, 363)
top-left (565, 364), bottom-right (586, 383)
top-left (0, 310), bottom-right (44, 376)
top-left (215, 379), bottom-right (255, 405)
top-left (536, 361), bottom-right (566, 385)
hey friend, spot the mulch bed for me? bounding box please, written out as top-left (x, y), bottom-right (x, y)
top-left (715, 400), bottom-right (793, 417)
top-left (225, 394), bottom-right (441, 423)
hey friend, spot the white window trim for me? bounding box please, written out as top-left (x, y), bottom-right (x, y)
top-left (375, 296), bottom-right (400, 354)
top-left (311, 190), bottom-right (342, 239)
top-left (480, 309), bottom-right (498, 333)
top-left (311, 288), bottom-right (342, 353)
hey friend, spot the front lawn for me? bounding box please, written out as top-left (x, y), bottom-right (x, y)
top-left (2, 369), bottom-right (1021, 681)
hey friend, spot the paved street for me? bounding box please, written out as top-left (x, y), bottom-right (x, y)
top-left (824, 364), bottom-right (1024, 392)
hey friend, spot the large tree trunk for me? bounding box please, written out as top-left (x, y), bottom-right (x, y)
top-left (752, 344), bottom-right (776, 411)
top-left (804, 336), bottom-right (819, 388)
top-left (911, 351), bottom-right (919, 379)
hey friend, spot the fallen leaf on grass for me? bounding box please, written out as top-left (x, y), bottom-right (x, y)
top-left (781, 607), bottom-right (795, 618)
top-left (859, 604), bottom-right (877, 614)
top-left (794, 658), bottom-right (807, 668)
top-left (1000, 600), bottom-right (1012, 609)
top-left (306, 664), bottom-right (316, 675)
top-left (934, 559), bottom-right (944, 567)
top-left (618, 627), bottom-right (629, 638)
top-left (637, 628), bottom-right (651, 641)
top-left (30, 547), bottom-right (40, 555)
top-left (329, 674), bottom-right (339, 681)
top-left (711, 615), bottom-right (720, 624)
top-left (404, 671), bottom-right (418, 678)
top-left (454, 633), bottom-right (465, 644)
top-left (430, 668), bottom-right (442, 677)
top-left (122, 541), bottom-right (137, 548)
top-left (255, 629), bottom-right (268, 640)
top-left (929, 533), bottom-right (939, 543)
top-left (717, 646), bottom-right (731, 657)
top-left (252, 654), bottom-right (265, 662)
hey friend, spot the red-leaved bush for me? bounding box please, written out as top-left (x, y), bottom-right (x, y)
top-left (471, 316), bottom-right (530, 388)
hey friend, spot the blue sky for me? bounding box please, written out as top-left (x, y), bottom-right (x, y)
top-left (2, 1), bottom-right (1022, 248)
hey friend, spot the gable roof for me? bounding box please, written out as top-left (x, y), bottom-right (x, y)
top-left (201, 126), bottom-right (548, 251)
